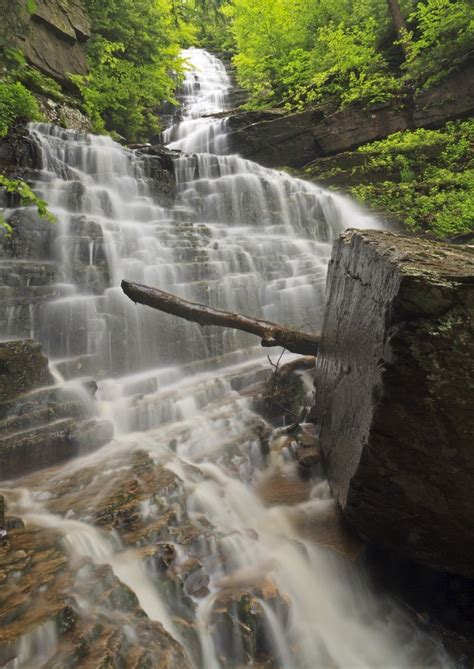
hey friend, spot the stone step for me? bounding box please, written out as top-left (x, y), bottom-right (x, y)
top-left (53, 354), bottom-right (100, 380)
top-left (0, 418), bottom-right (77, 480)
top-left (0, 418), bottom-right (113, 480)
top-left (0, 380), bottom-right (97, 421)
top-left (0, 260), bottom-right (57, 288)
top-left (0, 400), bottom-right (88, 436)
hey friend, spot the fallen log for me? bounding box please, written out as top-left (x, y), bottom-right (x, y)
top-left (121, 281), bottom-right (320, 356)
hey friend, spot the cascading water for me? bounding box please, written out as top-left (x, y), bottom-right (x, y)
top-left (0, 47), bottom-right (452, 667)
top-left (162, 48), bottom-right (233, 154)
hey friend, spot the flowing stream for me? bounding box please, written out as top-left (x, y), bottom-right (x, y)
top-left (0, 48), bottom-right (451, 668)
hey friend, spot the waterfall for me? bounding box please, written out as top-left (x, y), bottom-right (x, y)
top-left (0, 48), bottom-right (451, 668)
top-left (162, 48), bottom-right (233, 153)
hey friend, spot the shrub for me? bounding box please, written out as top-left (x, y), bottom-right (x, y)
top-left (0, 81), bottom-right (41, 137)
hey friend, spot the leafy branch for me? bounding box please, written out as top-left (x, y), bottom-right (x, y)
top-left (0, 175), bottom-right (55, 234)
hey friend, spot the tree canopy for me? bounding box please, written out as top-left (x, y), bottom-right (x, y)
top-left (223, 0), bottom-right (474, 110)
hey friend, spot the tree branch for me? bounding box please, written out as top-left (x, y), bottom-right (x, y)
top-left (121, 280), bottom-right (320, 357)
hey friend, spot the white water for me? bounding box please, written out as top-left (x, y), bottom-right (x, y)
top-left (163, 48), bottom-right (233, 153)
top-left (0, 48), bottom-right (451, 667)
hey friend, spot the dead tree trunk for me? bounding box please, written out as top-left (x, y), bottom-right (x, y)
top-left (121, 280), bottom-right (320, 356)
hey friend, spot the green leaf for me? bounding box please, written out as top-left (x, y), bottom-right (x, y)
top-left (26, 0), bottom-right (37, 14)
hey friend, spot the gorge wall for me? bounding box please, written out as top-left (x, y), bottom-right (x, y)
top-left (223, 63), bottom-right (474, 169)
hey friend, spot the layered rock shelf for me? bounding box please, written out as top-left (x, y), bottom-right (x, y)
top-left (0, 339), bottom-right (113, 480)
top-left (222, 64), bottom-right (474, 168)
top-left (313, 229), bottom-right (474, 577)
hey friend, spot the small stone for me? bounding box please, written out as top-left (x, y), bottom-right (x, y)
top-left (296, 445), bottom-right (322, 468)
top-left (5, 517), bottom-right (25, 531)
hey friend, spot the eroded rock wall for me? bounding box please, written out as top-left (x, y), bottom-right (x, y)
top-left (17, 0), bottom-right (90, 89)
top-left (313, 230), bottom-right (474, 577)
top-left (224, 64), bottom-right (474, 168)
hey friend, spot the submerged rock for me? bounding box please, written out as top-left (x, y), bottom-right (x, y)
top-left (0, 524), bottom-right (191, 668)
top-left (210, 579), bottom-right (289, 667)
top-left (314, 229), bottom-right (474, 577)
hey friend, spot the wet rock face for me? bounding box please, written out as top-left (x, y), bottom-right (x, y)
top-left (0, 340), bottom-right (53, 403)
top-left (0, 127), bottom-right (41, 182)
top-left (224, 109), bottom-right (319, 168)
top-left (0, 130), bottom-right (177, 363)
top-left (0, 524), bottom-right (191, 669)
top-left (210, 580), bottom-right (289, 667)
top-left (17, 0), bottom-right (90, 89)
top-left (0, 449), bottom-right (202, 667)
top-left (0, 339), bottom-right (113, 480)
top-left (314, 229), bottom-right (474, 577)
top-left (135, 145), bottom-right (179, 207)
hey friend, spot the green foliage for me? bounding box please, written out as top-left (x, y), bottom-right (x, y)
top-left (310, 19), bottom-right (399, 108)
top-left (184, 0), bottom-right (233, 54)
top-left (350, 120), bottom-right (474, 238)
top-left (225, 0), bottom-right (402, 110)
top-left (16, 65), bottom-right (64, 101)
top-left (403, 0), bottom-right (474, 88)
top-left (0, 81), bottom-right (41, 138)
top-left (0, 175), bottom-right (55, 233)
top-left (224, 0), bottom-right (474, 111)
top-left (77, 0), bottom-right (193, 141)
top-left (224, 0), bottom-right (313, 107)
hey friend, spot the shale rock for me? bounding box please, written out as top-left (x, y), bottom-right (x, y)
top-left (225, 109), bottom-right (318, 168)
top-left (210, 579), bottom-right (289, 667)
top-left (0, 339), bottom-right (53, 402)
top-left (413, 64), bottom-right (474, 129)
top-left (0, 524), bottom-right (191, 668)
top-left (223, 64), bottom-right (474, 168)
top-left (0, 339), bottom-right (113, 480)
top-left (134, 145), bottom-right (179, 207)
top-left (0, 126), bottom-right (41, 181)
top-left (17, 0), bottom-right (90, 89)
top-left (314, 229), bottom-right (474, 577)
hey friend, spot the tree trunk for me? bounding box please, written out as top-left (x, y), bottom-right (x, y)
top-left (121, 280), bottom-right (320, 356)
top-left (386, 0), bottom-right (409, 49)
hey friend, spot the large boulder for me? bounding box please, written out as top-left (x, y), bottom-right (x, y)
top-left (313, 230), bottom-right (474, 577)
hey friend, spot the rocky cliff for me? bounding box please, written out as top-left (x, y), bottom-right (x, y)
top-left (223, 64), bottom-right (474, 169)
top-left (313, 230), bottom-right (474, 577)
top-left (17, 0), bottom-right (90, 89)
